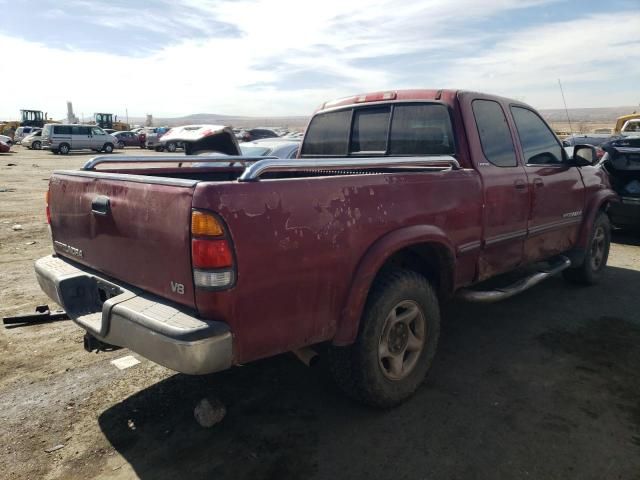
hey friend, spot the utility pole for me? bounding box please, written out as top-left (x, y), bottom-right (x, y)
top-left (126, 108), bottom-right (129, 126)
top-left (558, 79), bottom-right (573, 135)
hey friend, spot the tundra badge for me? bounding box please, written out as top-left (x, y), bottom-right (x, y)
top-left (54, 241), bottom-right (84, 258)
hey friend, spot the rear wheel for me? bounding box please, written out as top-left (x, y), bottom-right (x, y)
top-left (328, 268), bottom-right (440, 408)
top-left (117, 141), bottom-right (125, 149)
top-left (58, 143), bottom-right (70, 155)
top-left (154, 146), bottom-right (163, 152)
top-left (32, 140), bottom-right (42, 150)
top-left (563, 212), bottom-right (610, 285)
top-left (166, 142), bottom-right (177, 152)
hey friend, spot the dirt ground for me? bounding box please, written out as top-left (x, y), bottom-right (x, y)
top-left (0, 146), bottom-right (639, 480)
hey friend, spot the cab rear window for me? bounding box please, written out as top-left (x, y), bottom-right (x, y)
top-left (301, 103), bottom-right (454, 157)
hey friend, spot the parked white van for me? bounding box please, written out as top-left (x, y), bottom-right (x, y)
top-left (42, 124), bottom-right (116, 154)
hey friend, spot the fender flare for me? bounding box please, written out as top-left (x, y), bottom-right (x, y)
top-left (332, 225), bottom-right (455, 346)
top-left (576, 191), bottom-right (617, 250)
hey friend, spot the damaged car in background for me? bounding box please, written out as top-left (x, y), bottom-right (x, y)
top-left (600, 136), bottom-right (640, 229)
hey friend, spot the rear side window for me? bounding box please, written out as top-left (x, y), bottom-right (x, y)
top-left (472, 100), bottom-right (517, 167)
top-left (301, 109), bottom-right (351, 155)
top-left (389, 104), bottom-right (454, 155)
top-left (301, 103), bottom-right (455, 157)
top-left (54, 125), bottom-right (72, 135)
top-left (511, 106), bottom-right (563, 165)
top-left (350, 107), bottom-right (390, 153)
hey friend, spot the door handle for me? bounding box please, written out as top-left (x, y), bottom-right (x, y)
top-left (514, 179), bottom-right (527, 190)
top-left (533, 178), bottom-right (544, 188)
top-left (91, 195), bottom-right (110, 216)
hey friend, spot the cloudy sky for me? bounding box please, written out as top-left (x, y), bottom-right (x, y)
top-left (0, 0), bottom-right (638, 120)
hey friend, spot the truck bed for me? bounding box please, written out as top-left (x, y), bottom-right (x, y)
top-left (49, 156), bottom-right (482, 363)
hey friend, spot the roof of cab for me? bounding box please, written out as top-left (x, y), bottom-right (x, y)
top-left (314, 89), bottom-right (529, 114)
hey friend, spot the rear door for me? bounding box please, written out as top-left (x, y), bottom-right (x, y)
top-left (461, 94), bottom-right (530, 279)
top-left (509, 106), bottom-right (585, 262)
top-left (49, 172), bottom-right (198, 307)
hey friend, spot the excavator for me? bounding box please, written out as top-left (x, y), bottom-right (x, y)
top-left (0, 110), bottom-right (56, 136)
top-left (94, 113), bottom-right (129, 131)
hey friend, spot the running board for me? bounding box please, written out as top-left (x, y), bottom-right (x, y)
top-left (457, 256), bottom-right (571, 303)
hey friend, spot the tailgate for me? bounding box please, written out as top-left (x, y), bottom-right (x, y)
top-left (49, 171), bottom-right (198, 308)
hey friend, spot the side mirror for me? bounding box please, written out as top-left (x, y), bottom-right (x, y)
top-left (572, 144), bottom-right (597, 166)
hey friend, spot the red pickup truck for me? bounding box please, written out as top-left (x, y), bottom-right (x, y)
top-left (35, 90), bottom-right (616, 407)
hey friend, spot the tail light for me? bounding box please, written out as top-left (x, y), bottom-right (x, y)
top-left (191, 210), bottom-right (235, 289)
top-left (45, 189), bottom-right (51, 224)
top-left (355, 91), bottom-right (397, 103)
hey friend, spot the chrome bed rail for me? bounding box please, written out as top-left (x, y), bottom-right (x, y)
top-left (82, 155), bottom-right (277, 170)
top-left (82, 154), bottom-right (460, 181)
top-left (238, 155), bottom-right (460, 182)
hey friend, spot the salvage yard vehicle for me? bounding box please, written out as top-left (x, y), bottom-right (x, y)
top-left (600, 136), bottom-right (640, 229)
top-left (240, 138), bottom-right (300, 159)
top-left (42, 124), bottom-right (116, 154)
top-left (111, 131), bottom-right (142, 149)
top-left (22, 129), bottom-right (43, 150)
top-left (14, 126), bottom-right (38, 144)
top-left (158, 125), bottom-right (237, 155)
top-left (145, 127), bottom-right (170, 151)
top-left (35, 89), bottom-right (616, 407)
top-left (0, 140), bottom-right (10, 153)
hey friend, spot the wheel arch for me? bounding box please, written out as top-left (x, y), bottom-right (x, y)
top-left (333, 225), bottom-right (455, 346)
top-left (576, 191), bottom-right (616, 250)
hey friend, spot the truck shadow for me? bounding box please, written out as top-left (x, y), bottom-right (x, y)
top-left (98, 265), bottom-right (640, 480)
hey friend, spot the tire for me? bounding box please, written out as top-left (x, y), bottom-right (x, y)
top-left (32, 140), bottom-right (42, 150)
top-left (563, 212), bottom-right (611, 285)
top-left (103, 143), bottom-right (114, 153)
top-left (51, 149), bottom-right (59, 155)
top-left (58, 143), bottom-right (70, 155)
top-left (327, 268), bottom-right (440, 408)
top-left (117, 141), bottom-right (125, 149)
top-left (154, 146), bottom-right (163, 152)
top-left (166, 142), bottom-right (177, 152)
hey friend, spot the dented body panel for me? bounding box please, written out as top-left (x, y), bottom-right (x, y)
top-left (191, 169), bottom-right (483, 362)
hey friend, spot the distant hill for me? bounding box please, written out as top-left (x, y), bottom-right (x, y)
top-left (128, 113), bottom-right (309, 129)
top-left (124, 106), bottom-right (638, 129)
top-left (538, 106), bottom-right (638, 123)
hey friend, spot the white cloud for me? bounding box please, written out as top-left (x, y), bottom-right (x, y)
top-left (440, 12), bottom-right (640, 108)
top-left (0, 0), bottom-right (637, 120)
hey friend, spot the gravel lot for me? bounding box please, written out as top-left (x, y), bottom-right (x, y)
top-left (1, 146), bottom-right (639, 479)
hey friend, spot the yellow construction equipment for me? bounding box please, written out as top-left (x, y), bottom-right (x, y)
top-left (614, 112), bottom-right (640, 134)
top-left (0, 110), bottom-right (56, 136)
top-left (94, 113), bottom-right (129, 131)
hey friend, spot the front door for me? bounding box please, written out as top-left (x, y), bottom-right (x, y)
top-left (461, 94), bottom-right (531, 280)
top-left (91, 127), bottom-right (106, 150)
top-left (509, 106), bottom-right (585, 263)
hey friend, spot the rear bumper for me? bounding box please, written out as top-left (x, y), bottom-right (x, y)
top-left (35, 254), bottom-right (233, 375)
